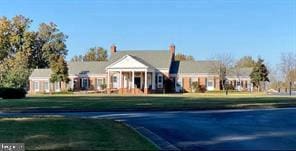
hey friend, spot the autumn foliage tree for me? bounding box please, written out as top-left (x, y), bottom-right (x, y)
top-left (71, 47), bottom-right (108, 62)
top-left (49, 55), bottom-right (69, 85)
top-left (0, 15), bottom-right (68, 88)
top-left (175, 53), bottom-right (194, 61)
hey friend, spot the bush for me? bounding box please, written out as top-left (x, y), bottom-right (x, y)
top-left (0, 88), bottom-right (26, 99)
top-left (191, 82), bottom-right (207, 93)
top-left (224, 83), bottom-right (235, 90)
top-left (100, 84), bottom-right (107, 90)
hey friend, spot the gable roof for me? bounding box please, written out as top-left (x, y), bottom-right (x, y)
top-left (106, 55), bottom-right (153, 69)
top-left (226, 67), bottom-right (252, 77)
top-left (30, 61), bottom-right (109, 78)
top-left (172, 60), bottom-right (221, 74)
top-left (109, 50), bottom-right (171, 69)
top-left (68, 61), bottom-right (109, 75)
top-left (30, 69), bottom-right (51, 78)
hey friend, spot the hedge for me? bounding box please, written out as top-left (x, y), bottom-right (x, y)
top-left (0, 88), bottom-right (26, 99)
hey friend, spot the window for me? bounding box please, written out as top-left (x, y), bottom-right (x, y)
top-left (97, 78), bottom-right (104, 90)
top-left (157, 74), bottom-right (163, 88)
top-left (112, 76), bottom-right (118, 88)
top-left (55, 82), bottom-right (61, 92)
top-left (207, 81), bottom-right (213, 87)
top-left (112, 76), bottom-right (117, 83)
top-left (68, 80), bottom-right (73, 89)
top-left (33, 81), bottom-right (39, 91)
top-left (44, 81), bottom-right (49, 92)
top-left (82, 78), bottom-right (88, 89)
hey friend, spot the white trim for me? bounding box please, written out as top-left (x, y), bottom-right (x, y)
top-left (107, 68), bottom-right (153, 72)
top-left (144, 70), bottom-right (148, 89)
top-left (30, 77), bottom-right (49, 80)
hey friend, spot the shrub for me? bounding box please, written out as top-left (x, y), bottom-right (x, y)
top-left (0, 89), bottom-right (2, 98)
top-left (197, 85), bottom-right (207, 93)
top-left (0, 88), bottom-right (26, 99)
top-left (100, 84), bottom-right (107, 90)
top-left (225, 83), bottom-right (235, 90)
top-left (191, 82), bottom-right (207, 93)
top-left (191, 82), bottom-right (198, 92)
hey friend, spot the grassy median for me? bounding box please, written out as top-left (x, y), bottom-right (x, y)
top-left (0, 95), bottom-right (296, 112)
top-left (0, 117), bottom-right (157, 150)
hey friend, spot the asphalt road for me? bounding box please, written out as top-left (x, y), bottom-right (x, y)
top-left (1, 108), bottom-right (296, 150)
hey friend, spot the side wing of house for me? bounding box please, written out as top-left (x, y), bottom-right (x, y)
top-left (29, 62), bottom-right (109, 94)
top-left (170, 60), bottom-right (221, 93)
top-left (226, 68), bottom-right (253, 91)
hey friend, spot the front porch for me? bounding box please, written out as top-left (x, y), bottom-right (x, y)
top-left (105, 55), bottom-right (161, 94)
top-left (106, 70), bottom-right (156, 94)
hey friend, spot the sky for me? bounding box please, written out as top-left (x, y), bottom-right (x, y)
top-left (1, 0), bottom-right (295, 67)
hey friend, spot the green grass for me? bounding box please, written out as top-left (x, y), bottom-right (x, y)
top-left (0, 95), bottom-right (296, 112)
top-left (0, 117), bottom-right (157, 150)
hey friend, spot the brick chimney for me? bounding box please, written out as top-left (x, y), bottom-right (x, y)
top-left (110, 44), bottom-right (117, 55)
top-left (169, 44), bottom-right (175, 61)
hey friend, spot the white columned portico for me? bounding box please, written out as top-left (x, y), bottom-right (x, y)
top-left (144, 70), bottom-right (148, 89)
top-left (105, 55), bottom-right (152, 94)
top-left (144, 70), bottom-right (148, 94)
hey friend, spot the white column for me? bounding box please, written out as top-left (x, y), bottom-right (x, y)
top-left (119, 71), bottom-right (122, 88)
top-left (152, 71), bottom-right (156, 90)
top-left (144, 70), bottom-right (148, 89)
top-left (70, 78), bottom-right (73, 89)
top-left (132, 71), bottom-right (135, 89)
top-left (107, 70), bottom-right (110, 89)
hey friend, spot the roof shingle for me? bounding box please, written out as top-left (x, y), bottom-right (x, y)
top-left (109, 50), bottom-right (171, 69)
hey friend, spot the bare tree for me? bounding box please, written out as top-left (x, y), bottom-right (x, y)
top-left (280, 52), bottom-right (296, 86)
top-left (210, 53), bottom-right (235, 90)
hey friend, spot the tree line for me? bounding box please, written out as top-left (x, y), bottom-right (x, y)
top-left (0, 15), bottom-right (68, 88)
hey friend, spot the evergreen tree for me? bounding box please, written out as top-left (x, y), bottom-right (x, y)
top-left (250, 58), bottom-right (269, 91)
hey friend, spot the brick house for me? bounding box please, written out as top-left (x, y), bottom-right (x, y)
top-left (29, 44), bottom-right (252, 94)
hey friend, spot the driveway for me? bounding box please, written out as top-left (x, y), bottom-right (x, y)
top-left (1, 108), bottom-right (296, 150)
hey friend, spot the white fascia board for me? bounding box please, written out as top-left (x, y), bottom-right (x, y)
top-left (29, 77), bottom-right (50, 81)
top-left (107, 68), bottom-right (149, 72)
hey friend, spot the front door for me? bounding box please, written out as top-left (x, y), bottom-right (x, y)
top-left (134, 77), bottom-right (141, 89)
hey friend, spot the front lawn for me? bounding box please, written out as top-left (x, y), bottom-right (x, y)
top-left (0, 117), bottom-right (157, 150)
top-left (0, 95), bottom-right (296, 112)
